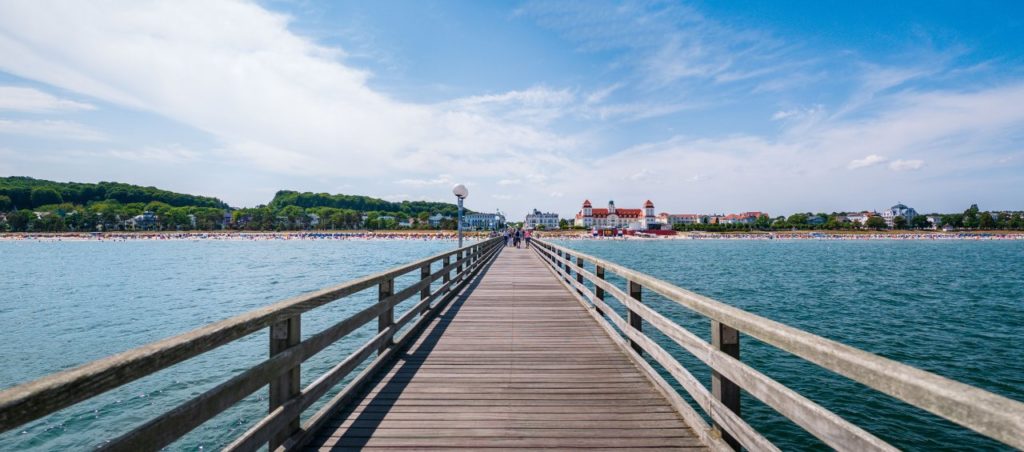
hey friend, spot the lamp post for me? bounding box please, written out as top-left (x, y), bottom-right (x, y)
top-left (452, 184), bottom-right (469, 247)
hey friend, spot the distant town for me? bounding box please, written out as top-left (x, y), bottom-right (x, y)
top-left (1, 177), bottom-right (1023, 233)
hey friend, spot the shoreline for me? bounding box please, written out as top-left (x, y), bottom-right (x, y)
top-left (2, 230), bottom-right (1023, 241)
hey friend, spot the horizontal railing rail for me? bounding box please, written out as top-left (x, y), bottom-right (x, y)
top-left (531, 238), bottom-right (1024, 451)
top-left (0, 237), bottom-right (504, 451)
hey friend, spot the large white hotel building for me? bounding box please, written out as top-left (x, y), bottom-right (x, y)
top-left (574, 199), bottom-right (659, 230)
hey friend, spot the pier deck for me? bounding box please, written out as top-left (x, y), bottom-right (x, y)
top-left (306, 247), bottom-right (705, 450)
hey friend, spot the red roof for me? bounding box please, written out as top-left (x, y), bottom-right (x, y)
top-left (587, 208), bottom-right (643, 218)
top-left (644, 200), bottom-right (654, 208)
top-left (583, 199), bottom-right (592, 207)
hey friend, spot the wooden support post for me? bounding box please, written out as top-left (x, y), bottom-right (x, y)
top-left (441, 255), bottom-right (451, 294)
top-left (595, 265), bottom-right (606, 317)
top-left (457, 250), bottom-right (465, 281)
top-left (420, 263), bottom-right (431, 313)
top-left (562, 252), bottom-right (571, 282)
top-left (269, 315), bottom-right (300, 450)
top-left (628, 280), bottom-right (643, 355)
top-left (575, 256), bottom-right (584, 295)
top-left (712, 320), bottom-right (741, 451)
top-left (378, 278), bottom-right (395, 354)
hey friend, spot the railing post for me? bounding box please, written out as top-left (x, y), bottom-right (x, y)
top-left (378, 278), bottom-right (395, 354)
top-left (575, 256), bottom-right (584, 295)
top-left (712, 320), bottom-right (741, 450)
top-left (628, 280), bottom-right (643, 355)
top-left (442, 255), bottom-right (451, 291)
top-left (269, 315), bottom-right (300, 450)
top-left (595, 265), bottom-right (606, 317)
top-left (420, 263), bottom-right (431, 313)
top-left (457, 250), bottom-right (465, 281)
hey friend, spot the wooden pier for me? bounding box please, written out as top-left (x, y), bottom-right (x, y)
top-left (306, 247), bottom-right (703, 450)
top-left (0, 236), bottom-right (1022, 451)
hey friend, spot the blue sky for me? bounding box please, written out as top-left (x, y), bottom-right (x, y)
top-left (1, 1), bottom-right (1022, 218)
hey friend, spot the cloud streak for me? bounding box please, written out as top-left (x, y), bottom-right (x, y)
top-left (0, 86), bottom-right (95, 112)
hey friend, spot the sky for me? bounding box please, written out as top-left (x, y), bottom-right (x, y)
top-left (1, 0), bottom-right (1023, 218)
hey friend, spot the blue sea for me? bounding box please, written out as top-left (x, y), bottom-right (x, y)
top-left (0, 239), bottom-right (1021, 450)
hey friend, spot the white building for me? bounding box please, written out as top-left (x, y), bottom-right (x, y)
top-left (882, 203), bottom-right (918, 228)
top-left (845, 211), bottom-right (875, 226)
top-left (427, 213), bottom-right (450, 228)
top-left (464, 212), bottom-right (505, 230)
top-left (574, 199), bottom-right (657, 230)
top-left (525, 209), bottom-right (559, 230)
top-left (657, 213), bottom-right (705, 225)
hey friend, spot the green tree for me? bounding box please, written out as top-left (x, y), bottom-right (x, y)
top-left (963, 214), bottom-right (979, 229)
top-left (865, 216), bottom-right (887, 230)
top-left (910, 215), bottom-right (930, 229)
top-left (33, 214), bottom-right (66, 232)
top-left (0, 195), bottom-right (11, 211)
top-left (892, 215), bottom-right (907, 229)
top-left (6, 210), bottom-right (33, 231)
top-left (754, 215), bottom-right (772, 229)
top-left (978, 212), bottom-right (996, 229)
top-left (30, 188), bottom-right (63, 207)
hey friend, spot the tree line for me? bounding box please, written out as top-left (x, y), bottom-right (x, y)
top-left (0, 177), bottom-right (466, 232)
top-left (669, 205), bottom-right (1024, 232)
top-left (0, 176), bottom-right (227, 210)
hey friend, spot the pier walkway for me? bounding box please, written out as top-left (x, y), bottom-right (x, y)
top-left (1, 236), bottom-right (1022, 451)
top-left (306, 247), bottom-right (703, 450)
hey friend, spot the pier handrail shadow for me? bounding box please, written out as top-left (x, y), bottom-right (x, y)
top-left (310, 250), bottom-right (496, 449)
top-left (0, 236), bottom-right (504, 451)
top-left (532, 238), bottom-right (1024, 451)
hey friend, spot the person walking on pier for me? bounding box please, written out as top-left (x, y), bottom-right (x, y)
top-left (524, 229), bottom-right (532, 248)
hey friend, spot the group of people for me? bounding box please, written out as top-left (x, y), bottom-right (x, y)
top-left (503, 227), bottom-right (532, 248)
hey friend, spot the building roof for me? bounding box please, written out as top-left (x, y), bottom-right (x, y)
top-left (589, 208), bottom-right (642, 218)
top-left (583, 199), bottom-right (592, 207)
top-left (644, 200), bottom-right (654, 208)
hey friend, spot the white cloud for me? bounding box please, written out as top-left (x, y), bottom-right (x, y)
top-left (519, 1), bottom-right (793, 87)
top-left (497, 179), bottom-right (521, 186)
top-left (0, 86), bottom-right (95, 112)
top-left (0, 119), bottom-right (105, 141)
top-left (888, 159), bottom-right (924, 171)
top-left (848, 154), bottom-right (887, 169)
top-left (0, 1), bottom-right (574, 181)
top-left (396, 174), bottom-right (452, 186)
top-left (103, 145), bottom-right (201, 163)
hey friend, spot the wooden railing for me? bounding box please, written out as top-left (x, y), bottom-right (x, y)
top-left (0, 237), bottom-right (504, 451)
top-left (531, 238), bottom-right (1024, 451)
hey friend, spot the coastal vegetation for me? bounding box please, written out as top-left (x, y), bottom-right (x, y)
top-left (0, 177), bottom-right (465, 232)
top-left (669, 207), bottom-right (1024, 232)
